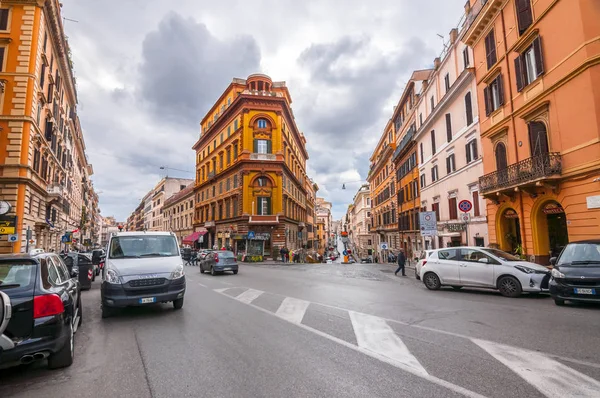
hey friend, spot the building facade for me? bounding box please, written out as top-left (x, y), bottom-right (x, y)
top-left (347, 184), bottom-right (372, 258)
top-left (162, 182), bottom-right (195, 244)
top-left (305, 179), bottom-right (318, 249)
top-left (0, 0), bottom-right (99, 253)
top-left (192, 74), bottom-right (312, 258)
top-left (464, 0), bottom-right (600, 264)
top-left (368, 121), bottom-right (398, 261)
top-left (315, 197), bottom-right (332, 253)
top-left (149, 177), bottom-right (193, 231)
top-left (416, 27), bottom-right (487, 250)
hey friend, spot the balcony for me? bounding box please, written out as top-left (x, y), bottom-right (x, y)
top-left (207, 171), bottom-right (216, 179)
top-left (250, 153), bottom-right (276, 161)
top-left (249, 215), bottom-right (279, 224)
top-left (47, 184), bottom-right (64, 198)
top-left (479, 153), bottom-right (562, 195)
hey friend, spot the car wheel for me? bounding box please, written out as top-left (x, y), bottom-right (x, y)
top-left (173, 297), bottom-right (184, 310)
top-left (92, 271), bottom-right (96, 282)
top-left (554, 298), bottom-right (565, 306)
top-left (101, 304), bottom-right (115, 319)
top-left (233, 270), bottom-right (238, 275)
top-left (414, 269), bottom-right (420, 280)
top-left (423, 272), bottom-right (441, 290)
top-left (498, 276), bottom-right (522, 298)
top-left (48, 322), bottom-right (74, 369)
top-left (210, 267), bottom-right (216, 276)
top-left (451, 286), bottom-right (463, 291)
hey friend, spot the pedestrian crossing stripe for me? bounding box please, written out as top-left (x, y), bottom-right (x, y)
top-left (213, 286), bottom-right (600, 398)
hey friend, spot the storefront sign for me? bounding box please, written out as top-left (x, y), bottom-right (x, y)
top-left (446, 223), bottom-right (465, 232)
top-left (586, 195), bottom-right (600, 209)
top-left (419, 211), bottom-right (438, 236)
top-left (254, 233), bottom-right (271, 241)
top-left (543, 203), bottom-right (565, 215)
top-left (0, 216), bottom-right (17, 235)
top-left (503, 209), bottom-right (519, 219)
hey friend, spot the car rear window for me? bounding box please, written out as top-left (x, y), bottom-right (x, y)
top-left (0, 261), bottom-right (36, 290)
top-left (218, 251), bottom-right (235, 259)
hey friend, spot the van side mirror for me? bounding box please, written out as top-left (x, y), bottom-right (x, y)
top-left (549, 257), bottom-right (557, 265)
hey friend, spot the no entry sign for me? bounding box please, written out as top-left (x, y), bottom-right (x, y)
top-left (458, 200), bottom-right (473, 213)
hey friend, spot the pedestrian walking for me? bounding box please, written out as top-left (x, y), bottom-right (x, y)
top-left (395, 249), bottom-right (406, 276)
top-left (280, 247), bottom-right (285, 263)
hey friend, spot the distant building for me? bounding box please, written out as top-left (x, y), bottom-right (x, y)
top-left (162, 183), bottom-right (196, 245)
top-left (346, 184), bottom-right (372, 258)
top-left (149, 177), bottom-right (194, 231)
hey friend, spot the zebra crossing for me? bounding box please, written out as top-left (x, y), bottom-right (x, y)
top-left (212, 285), bottom-right (600, 398)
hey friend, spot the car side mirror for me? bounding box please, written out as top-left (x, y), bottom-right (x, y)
top-left (478, 257), bottom-right (489, 264)
top-left (549, 257), bottom-right (557, 265)
top-left (70, 267), bottom-right (79, 278)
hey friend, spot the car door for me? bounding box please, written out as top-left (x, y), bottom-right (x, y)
top-left (433, 249), bottom-right (461, 284)
top-left (458, 248), bottom-right (497, 287)
top-left (50, 255), bottom-right (79, 320)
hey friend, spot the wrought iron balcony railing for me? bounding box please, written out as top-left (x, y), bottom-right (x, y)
top-left (479, 153), bottom-right (562, 194)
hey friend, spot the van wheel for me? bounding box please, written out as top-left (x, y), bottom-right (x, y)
top-left (498, 276), bottom-right (522, 298)
top-left (48, 323), bottom-right (74, 369)
top-left (424, 273), bottom-right (441, 290)
top-left (554, 298), bottom-right (565, 306)
top-left (173, 297), bottom-right (184, 310)
top-left (101, 304), bottom-right (115, 319)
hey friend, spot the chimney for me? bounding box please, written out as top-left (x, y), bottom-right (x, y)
top-left (464, 0), bottom-right (471, 15)
top-left (449, 28), bottom-right (458, 44)
top-left (434, 57), bottom-right (441, 70)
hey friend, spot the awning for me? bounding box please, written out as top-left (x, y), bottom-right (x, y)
top-left (182, 229), bottom-right (208, 244)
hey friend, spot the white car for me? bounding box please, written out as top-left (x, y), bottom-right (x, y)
top-left (419, 246), bottom-right (551, 297)
top-left (415, 250), bottom-right (435, 280)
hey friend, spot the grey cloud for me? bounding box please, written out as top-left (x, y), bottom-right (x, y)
top-left (138, 12), bottom-right (261, 125)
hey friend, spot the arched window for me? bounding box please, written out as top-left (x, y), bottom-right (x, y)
top-left (495, 142), bottom-right (508, 185)
top-left (256, 177), bottom-right (268, 187)
top-left (257, 119), bottom-right (268, 129)
top-left (528, 121), bottom-right (549, 157)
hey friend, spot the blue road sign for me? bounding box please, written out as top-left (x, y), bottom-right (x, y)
top-left (247, 231), bottom-right (255, 239)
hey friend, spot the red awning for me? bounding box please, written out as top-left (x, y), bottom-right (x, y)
top-left (182, 230), bottom-right (207, 244)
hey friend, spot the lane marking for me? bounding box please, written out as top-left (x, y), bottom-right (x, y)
top-left (276, 297), bottom-right (310, 324)
top-left (214, 288), bottom-right (230, 294)
top-left (213, 288), bottom-right (486, 398)
top-left (235, 289), bottom-right (264, 304)
top-left (186, 277), bottom-right (194, 282)
top-left (221, 281), bottom-right (234, 286)
top-left (197, 282), bottom-right (207, 288)
top-left (473, 339), bottom-right (600, 398)
top-left (349, 311), bottom-right (428, 375)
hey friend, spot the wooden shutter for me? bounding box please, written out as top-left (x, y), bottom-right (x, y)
top-left (445, 114), bottom-right (452, 142)
top-left (0, 47), bottom-right (4, 72)
top-left (431, 130), bottom-right (436, 154)
top-left (528, 121), bottom-right (549, 157)
top-left (533, 36), bottom-right (545, 76)
top-left (266, 197), bottom-right (272, 215)
top-left (484, 86), bottom-right (491, 116)
top-left (253, 139), bottom-right (258, 153)
top-left (472, 191), bottom-right (481, 217)
top-left (465, 143), bottom-right (472, 163)
top-left (449, 198), bottom-right (458, 220)
top-left (516, 0), bottom-right (533, 35)
top-left (471, 140), bottom-right (478, 159)
top-left (47, 83), bottom-right (54, 103)
top-left (0, 9), bottom-right (8, 30)
top-left (465, 93), bottom-right (473, 125)
top-left (266, 140), bottom-right (272, 154)
top-left (485, 30), bottom-right (497, 69)
top-left (446, 156), bottom-right (451, 174)
top-left (514, 55), bottom-right (525, 92)
top-left (497, 75), bottom-right (505, 105)
top-left (420, 143), bottom-right (424, 163)
top-left (463, 47), bottom-right (470, 68)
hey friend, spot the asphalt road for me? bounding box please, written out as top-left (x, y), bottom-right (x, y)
top-left (1, 260), bottom-right (600, 397)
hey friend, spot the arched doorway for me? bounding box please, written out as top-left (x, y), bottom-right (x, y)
top-left (498, 208), bottom-right (521, 253)
top-left (532, 200), bottom-right (569, 263)
top-left (528, 121), bottom-right (549, 157)
top-left (495, 143), bottom-right (508, 186)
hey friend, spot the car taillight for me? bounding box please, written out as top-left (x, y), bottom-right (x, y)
top-left (422, 261), bottom-right (427, 267)
top-left (34, 294), bottom-right (64, 319)
top-left (214, 253), bottom-right (219, 263)
top-left (99, 262), bottom-right (104, 269)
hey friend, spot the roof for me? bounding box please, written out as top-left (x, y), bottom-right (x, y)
top-left (112, 231), bottom-right (176, 237)
top-left (164, 183), bottom-right (195, 207)
top-left (411, 69), bottom-right (434, 82)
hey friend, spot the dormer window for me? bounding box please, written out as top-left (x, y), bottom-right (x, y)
top-left (257, 119), bottom-right (268, 129)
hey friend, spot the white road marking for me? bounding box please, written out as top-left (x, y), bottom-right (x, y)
top-left (213, 288), bottom-right (486, 398)
top-left (276, 297), bottom-right (310, 324)
top-left (221, 281), bottom-right (234, 286)
top-left (197, 282), bottom-right (207, 288)
top-left (214, 288), bottom-right (230, 293)
top-left (186, 277), bottom-right (193, 282)
top-left (473, 339), bottom-right (600, 397)
top-left (349, 311), bottom-right (428, 375)
top-left (235, 289), bottom-right (264, 304)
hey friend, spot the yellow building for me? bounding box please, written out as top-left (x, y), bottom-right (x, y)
top-left (192, 74), bottom-right (311, 259)
top-left (0, 0), bottom-right (98, 253)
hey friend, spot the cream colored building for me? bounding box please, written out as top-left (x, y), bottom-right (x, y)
top-left (347, 184), bottom-right (372, 258)
top-left (149, 177), bottom-right (193, 231)
top-left (163, 183), bottom-right (195, 244)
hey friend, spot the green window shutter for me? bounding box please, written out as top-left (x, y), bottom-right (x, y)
top-left (253, 139), bottom-right (258, 153)
top-left (267, 140), bottom-right (272, 154)
top-left (266, 197), bottom-right (271, 215)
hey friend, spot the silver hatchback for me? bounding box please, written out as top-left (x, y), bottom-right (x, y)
top-left (200, 251), bottom-right (239, 275)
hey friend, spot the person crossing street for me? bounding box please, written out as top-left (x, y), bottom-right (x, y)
top-left (395, 249), bottom-right (406, 276)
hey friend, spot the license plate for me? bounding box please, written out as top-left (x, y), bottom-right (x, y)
top-left (139, 297), bottom-right (156, 304)
top-left (223, 268), bottom-right (232, 271)
top-left (574, 288), bottom-right (596, 295)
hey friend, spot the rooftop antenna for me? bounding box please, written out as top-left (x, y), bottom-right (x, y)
top-left (63, 17), bottom-right (79, 24)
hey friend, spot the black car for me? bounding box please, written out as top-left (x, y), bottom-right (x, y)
top-left (91, 249), bottom-right (105, 276)
top-left (0, 252), bottom-right (82, 370)
top-left (61, 252), bottom-right (95, 290)
top-left (549, 240), bottom-right (600, 306)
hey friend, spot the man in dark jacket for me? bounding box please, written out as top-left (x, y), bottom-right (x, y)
top-left (395, 249), bottom-right (406, 276)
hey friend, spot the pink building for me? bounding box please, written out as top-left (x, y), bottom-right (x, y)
top-left (415, 27), bottom-right (487, 249)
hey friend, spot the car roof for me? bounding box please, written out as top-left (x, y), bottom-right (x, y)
top-left (564, 240), bottom-right (600, 244)
top-left (0, 252), bottom-right (56, 261)
top-left (111, 231), bottom-right (175, 237)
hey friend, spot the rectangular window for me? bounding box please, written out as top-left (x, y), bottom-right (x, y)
top-left (483, 75), bottom-right (504, 116)
top-left (419, 143), bottom-right (424, 164)
top-left (232, 197), bottom-right (238, 217)
top-left (226, 148), bottom-right (231, 165)
top-left (446, 154), bottom-right (456, 174)
top-left (430, 130), bottom-right (436, 154)
top-left (485, 29), bottom-right (497, 69)
top-left (254, 139), bottom-right (271, 154)
top-left (234, 119), bottom-right (239, 130)
top-left (465, 92), bottom-right (473, 126)
top-left (33, 149), bottom-right (40, 172)
top-left (420, 174), bottom-right (426, 189)
top-left (419, 113), bottom-right (423, 126)
top-left (0, 9), bottom-right (9, 30)
top-left (472, 191), bottom-right (481, 217)
top-left (430, 96), bottom-right (435, 111)
top-left (47, 83), bottom-right (54, 103)
top-left (465, 140), bottom-right (478, 163)
top-left (432, 202), bottom-right (440, 222)
top-left (220, 132), bottom-right (224, 144)
top-left (431, 166), bottom-right (438, 182)
top-left (219, 181), bottom-right (223, 194)
top-left (213, 140), bottom-right (216, 150)
top-left (463, 47), bottom-right (470, 69)
top-left (233, 143), bottom-right (238, 160)
top-left (0, 47), bottom-right (6, 72)
top-left (448, 197), bottom-right (458, 220)
top-left (444, 73), bottom-right (450, 92)
top-left (515, 37), bottom-right (544, 92)
top-left (257, 197), bottom-right (271, 215)
top-left (445, 114), bottom-right (452, 142)
top-left (516, 0), bottom-right (533, 35)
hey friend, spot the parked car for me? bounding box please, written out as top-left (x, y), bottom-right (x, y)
top-left (101, 232), bottom-right (186, 318)
top-left (420, 247), bottom-right (551, 297)
top-left (61, 252), bottom-right (95, 290)
top-left (91, 249), bottom-right (105, 276)
top-left (360, 257), bottom-right (373, 264)
top-left (415, 250), bottom-right (435, 280)
top-left (200, 250), bottom-right (238, 275)
top-left (549, 240), bottom-right (600, 306)
top-left (0, 252), bottom-right (82, 370)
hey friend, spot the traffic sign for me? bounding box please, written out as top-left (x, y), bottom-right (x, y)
top-left (420, 211), bottom-right (438, 236)
top-left (7, 234), bottom-right (18, 243)
top-left (460, 213), bottom-right (471, 223)
top-left (458, 200), bottom-right (473, 213)
top-left (247, 231), bottom-right (255, 239)
top-left (380, 242), bottom-right (388, 250)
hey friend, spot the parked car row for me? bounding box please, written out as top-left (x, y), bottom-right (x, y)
top-left (417, 240), bottom-right (600, 306)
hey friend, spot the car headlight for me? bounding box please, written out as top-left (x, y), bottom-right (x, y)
top-left (169, 265), bottom-right (184, 280)
top-left (104, 269), bottom-right (120, 284)
top-left (514, 265), bottom-right (536, 274)
top-left (551, 268), bottom-right (565, 279)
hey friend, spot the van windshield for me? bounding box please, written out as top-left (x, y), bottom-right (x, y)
top-left (109, 236), bottom-right (180, 259)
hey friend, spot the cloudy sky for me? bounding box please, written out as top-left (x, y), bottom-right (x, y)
top-left (61, 0), bottom-right (466, 221)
